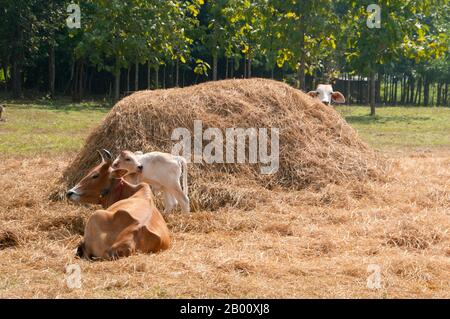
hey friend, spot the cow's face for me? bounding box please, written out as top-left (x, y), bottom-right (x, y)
top-left (307, 84), bottom-right (345, 105)
top-left (66, 149), bottom-right (127, 204)
top-left (112, 150), bottom-right (143, 173)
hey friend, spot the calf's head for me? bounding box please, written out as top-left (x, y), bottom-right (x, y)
top-left (112, 150), bottom-right (143, 173)
top-left (66, 149), bottom-right (129, 205)
top-left (307, 84), bottom-right (345, 105)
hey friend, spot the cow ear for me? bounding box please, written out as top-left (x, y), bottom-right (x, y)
top-left (331, 91), bottom-right (346, 103)
top-left (110, 168), bottom-right (128, 179)
top-left (307, 91), bottom-right (318, 98)
top-left (138, 225), bottom-right (162, 252)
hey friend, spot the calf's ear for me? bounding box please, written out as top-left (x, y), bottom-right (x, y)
top-left (123, 172), bottom-right (140, 185)
top-left (110, 168), bottom-right (129, 179)
top-left (331, 91), bottom-right (346, 103)
top-left (307, 91), bottom-right (319, 98)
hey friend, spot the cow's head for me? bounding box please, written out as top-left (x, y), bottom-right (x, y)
top-left (307, 84), bottom-right (345, 105)
top-left (112, 150), bottom-right (143, 173)
top-left (66, 149), bottom-right (129, 205)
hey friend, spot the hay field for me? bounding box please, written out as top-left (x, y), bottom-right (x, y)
top-left (0, 97), bottom-right (449, 298)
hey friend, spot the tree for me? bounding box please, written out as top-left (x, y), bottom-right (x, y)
top-left (342, 0), bottom-right (448, 115)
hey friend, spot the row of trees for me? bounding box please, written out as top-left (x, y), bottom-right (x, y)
top-left (0, 0), bottom-right (449, 114)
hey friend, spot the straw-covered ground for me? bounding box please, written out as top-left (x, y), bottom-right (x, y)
top-left (0, 80), bottom-right (449, 298)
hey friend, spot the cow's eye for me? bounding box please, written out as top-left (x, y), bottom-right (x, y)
top-left (92, 174), bottom-right (99, 179)
top-left (125, 158), bottom-right (131, 161)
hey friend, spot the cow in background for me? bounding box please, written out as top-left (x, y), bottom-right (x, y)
top-left (307, 84), bottom-right (346, 106)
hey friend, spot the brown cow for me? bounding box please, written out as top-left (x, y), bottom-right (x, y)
top-left (66, 149), bottom-right (171, 260)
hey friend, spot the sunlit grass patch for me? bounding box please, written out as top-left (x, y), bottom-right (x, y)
top-left (0, 100), bottom-right (108, 155)
top-left (337, 106), bottom-right (450, 151)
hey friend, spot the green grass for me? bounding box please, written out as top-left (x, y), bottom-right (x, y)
top-left (337, 106), bottom-right (450, 151)
top-left (0, 99), bottom-right (109, 155)
top-left (1, 99), bottom-right (449, 155)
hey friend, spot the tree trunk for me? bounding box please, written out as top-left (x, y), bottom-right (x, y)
top-left (437, 82), bottom-right (442, 106)
top-left (182, 67), bottom-right (185, 87)
top-left (225, 58), bottom-right (229, 79)
top-left (383, 75), bottom-right (387, 104)
top-left (72, 59), bottom-right (84, 102)
top-left (243, 58), bottom-right (247, 78)
top-left (163, 64), bottom-right (166, 89)
top-left (404, 75), bottom-right (409, 104)
top-left (63, 60), bottom-right (74, 95)
top-left (394, 78), bottom-right (398, 105)
top-left (79, 61), bottom-right (84, 100)
top-left (147, 62), bottom-right (151, 89)
top-left (297, 14), bottom-right (306, 90)
top-left (12, 60), bottom-right (22, 98)
top-left (400, 74), bottom-right (406, 104)
top-left (114, 69), bottom-right (120, 101)
top-left (87, 68), bottom-right (93, 95)
top-left (230, 59), bottom-right (234, 78)
top-left (376, 72), bottom-right (381, 104)
top-left (346, 73), bottom-right (351, 104)
top-left (248, 56), bottom-right (252, 78)
top-left (175, 60), bottom-right (179, 87)
top-left (424, 77), bottom-right (429, 106)
top-left (370, 71), bottom-right (376, 116)
top-left (388, 75), bottom-right (392, 104)
top-left (444, 82), bottom-right (448, 106)
top-left (410, 77), bottom-right (415, 104)
top-left (155, 65), bottom-right (159, 89)
top-left (212, 51), bottom-right (218, 81)
top-left (416, 77), bottom-right (422, 105)
top-left (135, 61), bottom-right (139, 91)
top-left (127, 67), bottom-right (130, 94)
top-left (48, 45), bottom-right (55, 98)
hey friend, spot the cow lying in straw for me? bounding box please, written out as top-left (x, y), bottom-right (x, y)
top-left (112, 150), bottom-right (190, 213)
top-left (66, 149), bottom-right (170, 260)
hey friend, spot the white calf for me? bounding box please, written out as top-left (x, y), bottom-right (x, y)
top-left (112, 150), bottom-right (189, 213)
top-left (307, 84), bottom-right (346, 106)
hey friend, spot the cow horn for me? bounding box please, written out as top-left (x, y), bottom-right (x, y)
top-left (97, 150), bottom-right (105, 162)
top-left (97, 149), bottom-right (112, 164)
top-left (101, 149), bottom-right (112, 161)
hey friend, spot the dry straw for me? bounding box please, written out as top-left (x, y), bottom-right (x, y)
top-left (53, 78), bottom-right (383, 210)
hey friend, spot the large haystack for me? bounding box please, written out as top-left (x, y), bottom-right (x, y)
top-left (55, 78), bottom-right (382, 210)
